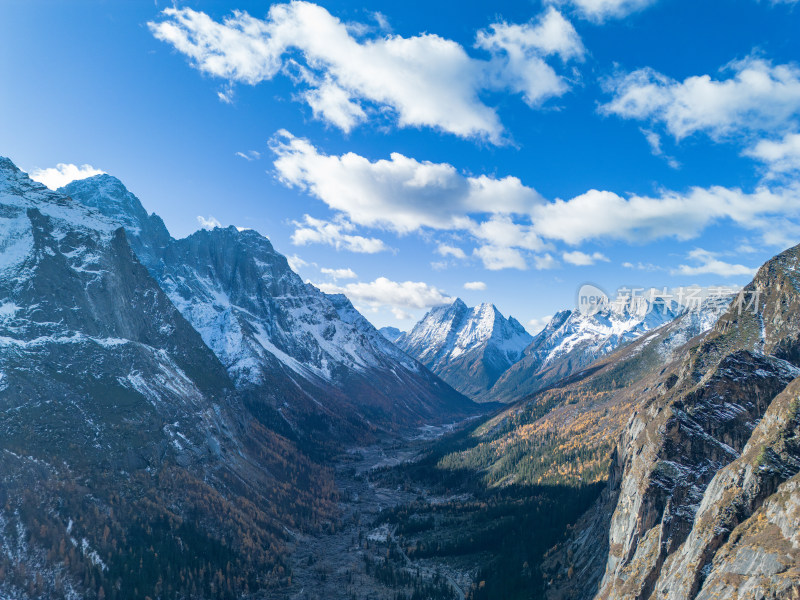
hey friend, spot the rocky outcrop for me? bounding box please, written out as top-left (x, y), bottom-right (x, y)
top-left (546, 243), bottom-right (800, 600)
top-left (653, 377), bottom-right (800, 599)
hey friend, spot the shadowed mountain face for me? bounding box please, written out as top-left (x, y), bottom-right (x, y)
top-left (0, 157), bottom-right (336, 599)
top-left (396, 299), bottom-right (532, 400)
top-left (61, 175), bottom-right (476, 448)
top-left (542, 243), bottom-right (800, 600)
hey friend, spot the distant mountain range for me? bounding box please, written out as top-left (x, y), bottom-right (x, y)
top-left (397, 292), bottom-right (732, 404)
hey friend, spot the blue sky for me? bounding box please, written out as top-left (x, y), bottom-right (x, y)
top-left (2, 0), bottom-right (800, 331)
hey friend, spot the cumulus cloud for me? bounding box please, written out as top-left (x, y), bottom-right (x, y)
top-left (272, 130), bottom-right (800, 268)
top-left (197, 215), bottom-right (222, 229)
top-left (272, 131), bottom-right (543, 234)
top-left (320, 267), bottom-right (357, 280)
top-left (601, 57), bottom-right (800, 141)
top-left (671, 248), bottom-right (757, 277)
top-left (316, 277), bottom-right (453, 309)
top-left (469, 216), bottom-right (549, 252)
top-left (463, 281), bottom-right (487, 291)
top-left (286, 254), bottom-right (309, 271)
top-left (391, 307), bottom-right (413, 320)
top-left (473, 245), bottom-right (528, 270)
top-left (547, 0), bottom-right (657, 21)
top-left (436, 244), bottom-right (468, 260)
top-left (745, 132), bottom-right (800, 175)
top-left (534, 253), bottom-right (559, 270)
top-left (291, 214), bottom-right (389, 253)
top-left (531, 185), bottom-right (800, 246)
top-left (475, 8), bottom-right (584, 107)
top-left (562, 250), bottom-right (610, 265)
top-left (149, 3), bottom-right (583, 142)
top-left (29, 163), bottom-right (105, 190)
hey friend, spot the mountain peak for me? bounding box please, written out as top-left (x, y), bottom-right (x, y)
top-left (61, 173), bottom-right (147, 221)
top-left (0, 155), bottom-right (20, 174)
top-left (444, 297), bottom-right (468, 313)
top-left (0, 157), bottom-right (47, 195)
top-left (397, 299), bottom-right (533, 399)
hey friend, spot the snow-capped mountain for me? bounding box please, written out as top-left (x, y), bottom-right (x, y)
top-left (0, 156), bottom-right (335, 599)
top-left (396, 299), bottom-right (533, 400)
top-left (487, 292), bottom-right (731, 403)
top-left (379, 326), bottom-right (404, 343)
top-left (61, 175), bottom-right (475, 444)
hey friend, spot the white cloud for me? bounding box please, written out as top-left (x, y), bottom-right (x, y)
top-left (271, 133), bottom-right (800, 271)
top-left (303, 77), bottom-right (368, 132)
top-left (534, 253), bottom-right (559, 270)
top-left (475, 8), bottom-right (584, 107)
top-left (640, 128), bottom-right (680, 168)
top-left (391, 307), bottom-right (412, 320)
top-left (745, 132), bottom-right (800, 175)
top-left (235, 150), bottom-right (261, 161)
top-left (320, 267), bottom-right (357, 280)
top-left (272, 131), bottom-right (543, 234)
top-left (547, 0), bottom-right (657, 22)
top-left (149, 3), bottom-right (582, 142)
top-left (532, 185), bottom-right (800, 246)
top-left (271, 132), bottom-right (569, 271)
top-left (316, 277), bottom-right (453, 309)
top-left (473, 245), bottom-right (528, 270)
top-left (197, 215), bottom-right (222, 229)
top-left (622, 261), bottom-right (662, 271)
top-left (527, 315), bottom-right (554, 334)
top-left (286, 254), bottom-right (309, 271)
top-left (29, 163), bottom-right (105, 190)
top-left (469, 216), bottom-right (548, 252)
top-left (601, 57), bottom-right (800, 141)
top-left (291, 214), bottom-right (389, 253)
top-left (671, 248), bottom-right (757, 277)
top-left (463, 281), bottom-right (487, 291)
top-left (436, 244), bottom-right (468, 260)
top-left (562, 250), bottom-right (610, 265)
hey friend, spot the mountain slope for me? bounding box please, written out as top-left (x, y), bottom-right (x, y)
top-left (544, 242), bottom-right (800, 600)
top-left (397, 298), bottom-right (532, 400)
top-left (0, 157), bottom-right (335, 599)
top-left (62, 175), bottom-right (476, 447)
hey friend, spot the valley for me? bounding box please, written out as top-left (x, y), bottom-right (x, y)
top-left (279, 426), bottom-right (471, 600)
top-left (1, 155), bottom-right (799, 600)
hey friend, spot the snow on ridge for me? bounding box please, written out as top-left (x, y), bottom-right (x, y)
top-left (400, 299), bottom-right (532, 366)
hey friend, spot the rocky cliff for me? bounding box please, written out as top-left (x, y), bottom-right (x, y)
top-left (545, 243), bottom-right (800, 600)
